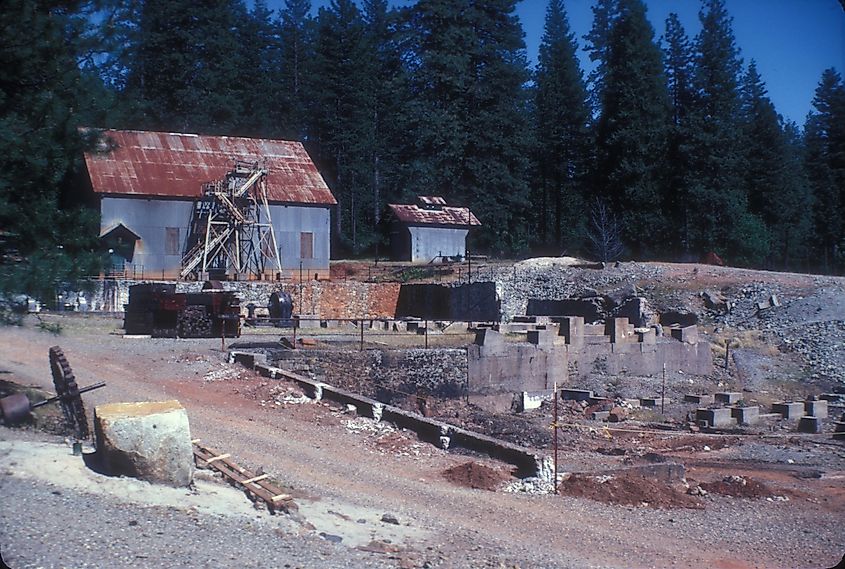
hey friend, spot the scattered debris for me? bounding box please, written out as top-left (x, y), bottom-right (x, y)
top-left (380, 513), bottom-right (400, 525)
top-left (698, 475), bottom-right (775, 499)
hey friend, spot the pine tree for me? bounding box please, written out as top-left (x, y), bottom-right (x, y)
top-left (534, 0), bottom-right (591, 251)
top-left (122, 0), bottom-right (245, 134)
top-left (685, 0), bottom-right (766, 265)
top-left (583, 0), bottom-right (618, 115)
top-left (663, 13), bottom-right (695, 128)
top-left (595, 0), bottom-right (671, 257)
top-left (740, 62), bottom-right (810, 269)
top-left (661, 12), bottom-right (695, 255)
top-left (400, 0), bottom-right (533, 254)
top-left (804, 68), bottom-right (845, 272)
top-left (238, 0), bottom-right (282, 138)
top-left (0, 0), bottom-right (106, 302)
top-left (276, 0), bottom-right (314, 140)
top-left (362, 0), bottom-right (408, 236)
top-left (311, 0), bottom-right (376, 254)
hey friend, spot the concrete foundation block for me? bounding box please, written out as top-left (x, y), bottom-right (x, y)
top-left (94, 400), bottom-right (194, 487)
top-left (684, 394), bottom-right (714, 405)
top-left (583, 324), bottom-right (605, 336)
top-left (798, 416), bottom-right (822, 434)
top-left (805, 400), bottom-right (828, 419)
top-left (696, 407), bottom-right (736, 428)
top-left (640, 397), bottom-right (670, 408)
top-left (636, 328), bottom-right (656, 345)
top-left (731, 405), bottom-right (760, 425)
top-left (527, 329), bottom-right (554, 346)
top-left (606, 317), bottom-right (632, 343)
top-left (558, 316), bottom-right (585, 348)
top-left (714, 392), bottom-right (742, 405)
top-left (520, 390), bottom-right (553, 411)
top-left (670, 325), bottom-right (699, 344)
top-left (590, 411), bottom-right (610, 421)
top-left (772, 402), bottom-right (804, 420)
top-left (474, 328), bottom-right (504, 350)
top-left (560, 389), bottom-right (593, 402)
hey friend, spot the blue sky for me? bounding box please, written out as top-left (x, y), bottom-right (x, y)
top-left (299, 0), bottom-right (845, 126)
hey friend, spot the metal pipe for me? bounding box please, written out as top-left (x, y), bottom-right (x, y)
top-left (30, 381), bottom-right (107, 409)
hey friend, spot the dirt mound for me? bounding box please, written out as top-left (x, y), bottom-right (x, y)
top-left (699, 476), bottom-right (773, 498)
top-left (443, 462), bottom-right (511, 491)
top-left (558, 473), bottom-right (703, 509)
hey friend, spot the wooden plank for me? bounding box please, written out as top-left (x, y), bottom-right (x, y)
top-left (192, 442), bottom-right (296, 513)
top-left (241, 474), bottom-right (269, 485)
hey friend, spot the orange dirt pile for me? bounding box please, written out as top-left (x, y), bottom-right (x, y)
top-left (443, 461), bottom-right (511, 491)
top-left (558, 473), bottom-right (704, 509)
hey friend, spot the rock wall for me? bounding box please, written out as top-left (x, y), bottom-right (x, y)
top-left (270, 348), bottom-right (468, 405)
top-left (75, 278), bottom-right (401, 319)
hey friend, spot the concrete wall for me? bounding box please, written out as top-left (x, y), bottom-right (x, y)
top-left (467, 330), bottom-right (568, 396)
top-left (76, 278), bottom-right (401, 316)
top-left (407, 226), bottom-right (468, 263)
top-left (100, 196), bottom-right (331, 278)
top-left (396, 282), bottom-right (499, 321)
top-left (567, 340), bottom-right (712, 377)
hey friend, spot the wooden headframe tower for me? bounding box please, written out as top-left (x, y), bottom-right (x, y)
top-left (180, 161), bottom-right (282, 280)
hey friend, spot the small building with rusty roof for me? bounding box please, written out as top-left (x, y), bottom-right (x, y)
top-left (82, 128), bottom-right (336, 279)
top-left (387, 196), bottom-right (481, 263)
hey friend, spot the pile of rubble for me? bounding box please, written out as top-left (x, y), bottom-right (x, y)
top-left (492, 258), bottom-right (664, 322)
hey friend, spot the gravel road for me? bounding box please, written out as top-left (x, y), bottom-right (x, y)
top-left (1, 315), bottom-right (843, 569)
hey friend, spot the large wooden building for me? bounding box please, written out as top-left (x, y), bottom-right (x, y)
top-left (82, 129), bottom-right (336, 279)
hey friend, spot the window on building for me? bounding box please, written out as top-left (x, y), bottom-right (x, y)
top-left (300, 232), bottom-right (313, 259)
top-left (165, 227), bottom-right (180, 256)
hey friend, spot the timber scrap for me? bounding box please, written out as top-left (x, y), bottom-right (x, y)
top-left (192, 440), bottom-right (297, 514)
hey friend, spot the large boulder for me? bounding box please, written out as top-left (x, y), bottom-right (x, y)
top-left (94, 400), bottom-right (194, 487)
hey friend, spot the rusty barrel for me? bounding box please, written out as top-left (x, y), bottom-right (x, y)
top-left (0, 393), bottom-right (31, 424)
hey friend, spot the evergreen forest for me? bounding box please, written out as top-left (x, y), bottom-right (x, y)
top-left (2, 0), bottom-right (844, 300)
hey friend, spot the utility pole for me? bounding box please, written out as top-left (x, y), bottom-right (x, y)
top-left (553, 382), bottom-right (559, 495)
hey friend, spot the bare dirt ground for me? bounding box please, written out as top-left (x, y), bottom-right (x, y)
top-left (1, 310), bottom-right (844, 569)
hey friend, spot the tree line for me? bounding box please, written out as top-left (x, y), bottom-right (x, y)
top-left (1, 0), bottom-right (844, 300)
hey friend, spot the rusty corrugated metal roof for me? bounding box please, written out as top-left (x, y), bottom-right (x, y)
top-left (82, 128), bottom-right (337, 205)
top-left (388, 201), bottom-right (481, 227)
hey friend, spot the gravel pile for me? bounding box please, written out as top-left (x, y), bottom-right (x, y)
top-left (491, 259), bottom-right (664, 321)
top-left (711, 282), bottom-right (845, 384)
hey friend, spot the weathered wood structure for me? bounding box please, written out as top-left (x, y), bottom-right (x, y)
top-left (82, 129), bottom-right (336, 280)
top-left (388, 196), bottom-right (481, 263)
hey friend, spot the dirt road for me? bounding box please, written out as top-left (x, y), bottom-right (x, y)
top-left (1, 315), bottom-right (843, 569)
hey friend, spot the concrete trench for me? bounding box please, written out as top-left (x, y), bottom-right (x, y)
top-left (230, 350), bottom-right (551, 480)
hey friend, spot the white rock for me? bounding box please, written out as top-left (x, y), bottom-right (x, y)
top-left (94, 400), bottom-right (194, 487)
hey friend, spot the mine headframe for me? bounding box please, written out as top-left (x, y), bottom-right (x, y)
top-left (181, 160), bottom-right (282, 280)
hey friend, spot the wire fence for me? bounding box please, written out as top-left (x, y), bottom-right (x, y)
top-left (236, 316), bottom-right (479, 351)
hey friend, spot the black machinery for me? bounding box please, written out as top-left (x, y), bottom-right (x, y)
top-left (0, 346), bottom-right (105, 439)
